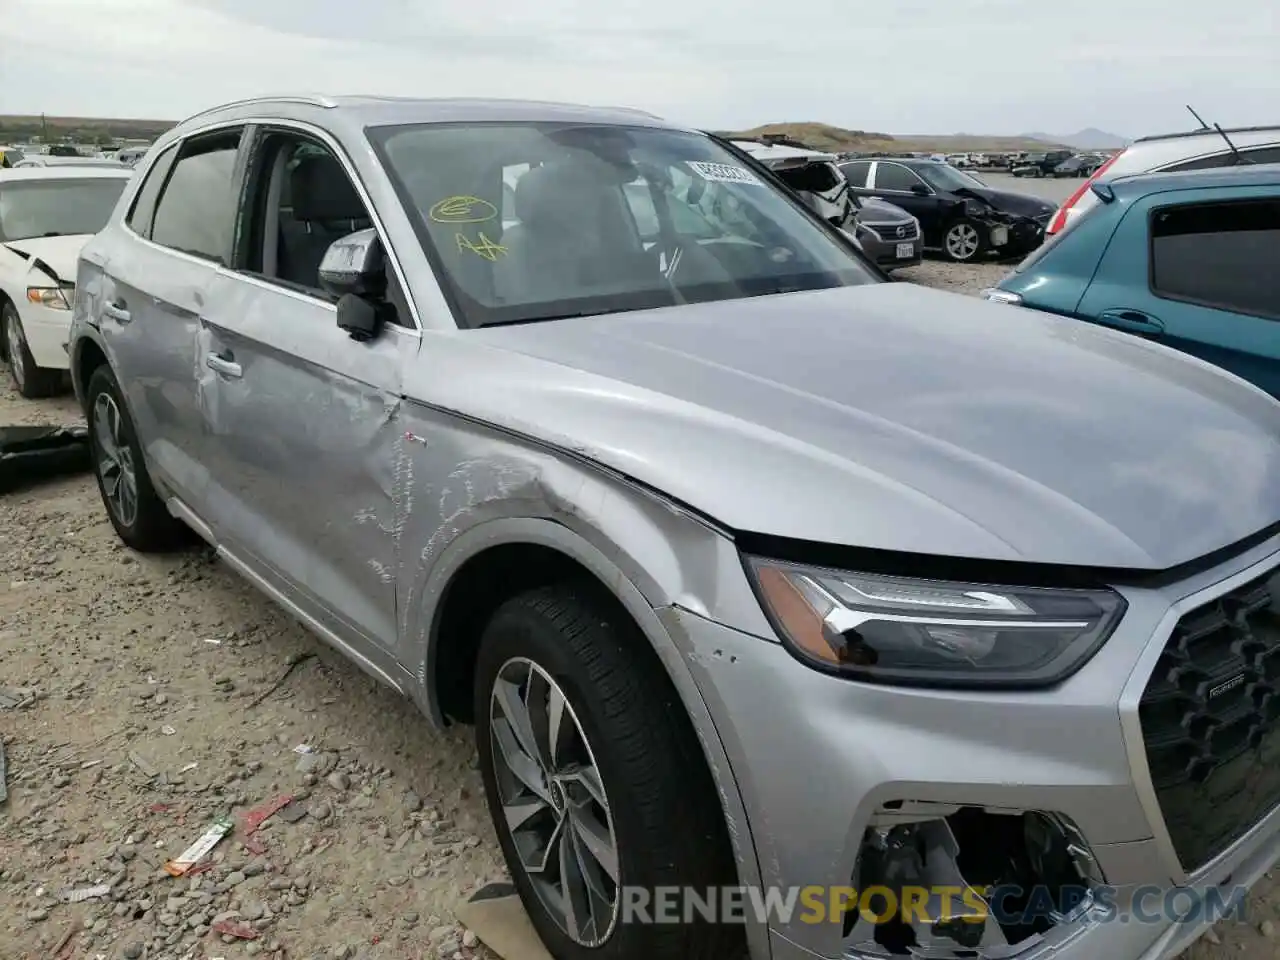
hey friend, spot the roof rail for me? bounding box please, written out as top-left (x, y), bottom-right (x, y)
top-left (1133, 123), bottom-right (1280, 144)
top-left (182, 94), bottom-right (338, 123)
top-left (602, 105), bottom-right (663, 120)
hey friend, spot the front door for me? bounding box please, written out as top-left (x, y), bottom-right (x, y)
top-left (866, 162), bottom-right (945, 244)
top-left (198, 127), bottom-right (419, 661)
top-left (1078, 187), bottom-right (1280, 397)
top-left (94, 130), bottom-right (245, 505)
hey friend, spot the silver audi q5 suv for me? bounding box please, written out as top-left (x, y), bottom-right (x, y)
top-left (69, 94), bottom-right (1280, 960)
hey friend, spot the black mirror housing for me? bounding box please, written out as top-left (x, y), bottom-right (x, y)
top-left (318, 228), bottom-right (385, 300)
top-left (336, 293), bottom-right (381, 343)
top-left (909, 184), bottom-right (931, 196)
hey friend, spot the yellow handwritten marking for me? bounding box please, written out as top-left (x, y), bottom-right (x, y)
top-left (456, 231), bottom-right (507, 261)
top-left (430, 195), bottom-right (498, 223)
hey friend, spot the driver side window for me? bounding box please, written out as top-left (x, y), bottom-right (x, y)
top-left (238, 132), bottom-right (374, 299)
top-left (874, 163), bottom-right (926, 192)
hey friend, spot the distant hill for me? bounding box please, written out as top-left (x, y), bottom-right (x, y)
top-left (0, 114), bottom-right (175, 144)
top-left (1022, 128), bottom-right (1131, 150)
top-left (719, 122), bottom-right (1071, 153)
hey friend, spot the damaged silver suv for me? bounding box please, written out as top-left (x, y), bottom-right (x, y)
top-left (70, 95), bottom-right (1280, 960)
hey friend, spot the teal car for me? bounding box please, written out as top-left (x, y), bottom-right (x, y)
top-left (986, 165), bottom-right (1280, 396)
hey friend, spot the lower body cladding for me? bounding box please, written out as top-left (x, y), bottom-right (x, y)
top-left (659, 541), bottom-right (1280, 960)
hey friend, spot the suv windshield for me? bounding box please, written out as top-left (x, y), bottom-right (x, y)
top-left (369, 122), bottom-right (878, 327)
top-left (914, 163), bottom-right (987, 193)
top-left (0, 177), bottom-right (128, 242)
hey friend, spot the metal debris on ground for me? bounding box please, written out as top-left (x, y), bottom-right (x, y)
top-left (164, 815), bottom-right (235, 876)
top-left (0, 424), bottom-right (91, 492)
top-left (60, 883), bottom-right (112, 903)
top-left (248, 651), bottom-right (316, 708)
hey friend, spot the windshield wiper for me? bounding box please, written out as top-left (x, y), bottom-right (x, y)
top-left (480, 310), bottom-right (607, 327)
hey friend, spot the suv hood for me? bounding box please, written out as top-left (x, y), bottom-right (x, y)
top-left (1, 235), bottom-right (90, 283)
top-left (445, 283), bottom-right (1280, 570)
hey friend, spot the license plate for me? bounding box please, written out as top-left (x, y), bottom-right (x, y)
top-left (896, 242), bottom-right (914, 259)
top-left (989, 226), bottom-right (1009, 247)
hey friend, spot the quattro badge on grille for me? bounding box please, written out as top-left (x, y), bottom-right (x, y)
top-left (1208, 673), bottom-right (1246, 699)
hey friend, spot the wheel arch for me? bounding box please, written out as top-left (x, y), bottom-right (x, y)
top-left (418, 515), bottom-right (768, 953)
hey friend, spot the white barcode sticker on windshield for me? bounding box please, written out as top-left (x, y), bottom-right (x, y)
top-left (688, 161), bottom-right (762, 186)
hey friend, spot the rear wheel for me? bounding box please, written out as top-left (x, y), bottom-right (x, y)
top-left (3, 302), bottom-right (63, 399)
top-left (475, 583), bottom-right (742, 960)
top-left (85, 365), bottom-right (189, 551)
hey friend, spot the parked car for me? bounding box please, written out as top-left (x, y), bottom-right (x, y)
top-left (70, 94), bottom-right (1280, 960)
top-left (1011, 150), bottom-right (1073, 177)
top-left (45, 144), bottom-right (82, 158)
top-left (986, 165), bottom-right (1280, 395)
top-left (1052, 153), bottom-right (1105, 178)
top-left (115, 146), bottom-right (151, 167)
top-left (1046, 123), bottom-right (1280, 236)
top-left (840, 156), bottom-right (1055, 261)
top-left (729, 140), bottom-right (922, 270)
top-left (944, 153), bottom-right (972, 168)
top-left (0, 167), bottom-right (133, 396)
top-left (0, 145), bottom-right (24, 168)
top-left (13, 155), bottom-right (130, 170)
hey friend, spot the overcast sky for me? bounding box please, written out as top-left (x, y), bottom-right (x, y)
top-left (1, 0), bottom-right (1276, 136)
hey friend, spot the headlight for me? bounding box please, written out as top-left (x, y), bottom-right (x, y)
top-left (27, 285), bottom-right (72, 310)
top-left (982, 289), bottom-right (1023, 305)
top-left (745, 557), bottom-right (1125, 688)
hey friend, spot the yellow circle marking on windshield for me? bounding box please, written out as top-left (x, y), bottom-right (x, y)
top-left (430, 196), bottom-right (498, 223)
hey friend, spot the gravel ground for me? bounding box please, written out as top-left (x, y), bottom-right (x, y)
top-left (1, 263), bottom-right (1276, 960)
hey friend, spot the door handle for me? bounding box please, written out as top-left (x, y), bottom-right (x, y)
top-left (1097, 309), bottom-right (1165, 335)
top-left (205, 352), bottom-right (242, 378)
top-left (102, 300), bottom-right (131, 324)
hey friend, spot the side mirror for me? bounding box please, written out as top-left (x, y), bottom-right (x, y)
top-left (319, 228), bottom-right (385, 300)
top-left (909, 184), bottom-right (931, 196)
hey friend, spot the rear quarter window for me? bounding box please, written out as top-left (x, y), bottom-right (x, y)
top-left (1149, 198), bottom-right (1280, 319)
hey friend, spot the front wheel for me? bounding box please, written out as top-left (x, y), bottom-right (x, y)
top-left (942, 219), bottom-right (988, 262)
top-left (475, 584), bottom-right (741, 960)
top-left (3, 302), bottom-right (63, 399)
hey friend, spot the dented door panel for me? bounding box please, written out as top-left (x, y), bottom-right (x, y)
top-left (197, 271), bottom-right (415, 657)
top-left (97, 233), bottom-right (218, 505)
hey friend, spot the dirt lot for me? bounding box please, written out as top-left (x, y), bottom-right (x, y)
top-left (0, 263), bottom-right (1274, 960)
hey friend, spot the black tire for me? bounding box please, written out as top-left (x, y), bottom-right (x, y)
top-left (475, 583), bottom-right (742, 960)
top-left (3, 301), bottom-right (63, 399)
top-left (941, 218), bottom-right (989, 263)
top-left (85, 365), bottom-right (189, 551)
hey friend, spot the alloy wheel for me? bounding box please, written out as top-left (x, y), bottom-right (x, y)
top-left (5, 312), bottom-right (27, 390)
top-left (945, 223), bottom-right (981, 261)
top-left (489, 657), bottom-right (620, 947)
top-left (92, 392), bottom-right (139, 528)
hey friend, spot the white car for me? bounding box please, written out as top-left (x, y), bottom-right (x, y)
top-left (1, 167), bottom-right (133, 397)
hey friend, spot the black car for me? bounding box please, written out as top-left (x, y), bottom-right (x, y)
top-left (1052, 153), bottom-right (1105, 178)
top-left (839, 157), bottom-right (1056, 262)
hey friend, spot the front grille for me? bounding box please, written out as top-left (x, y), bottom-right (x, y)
top-left (1139, 569), bottom-right (1280, 871)
top-left (864, 220), bottom-right (918, 241)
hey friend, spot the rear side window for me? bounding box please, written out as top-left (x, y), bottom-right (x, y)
top-left (1163, 145), bottom-right (1280, 172)
top-left (777, 162), bottom-right (841, 193)
top-left (839, 161), bottom-right (871, 187)
top-left (126, 144), bottom-right (178, 237)
top-left (1150, 199), bottom-right (1280, 319)
top-left (150, 130), bottom-right (243, 263)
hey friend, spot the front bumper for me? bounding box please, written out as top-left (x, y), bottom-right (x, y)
top-left (18, 303), bottom-right (73, 371)
top-left (1004, 214), bottom-right (1051, 254)
top-left (857, 224), bottom-right (923, 270)
top-left (665, 535), bottom-right (1280, 960)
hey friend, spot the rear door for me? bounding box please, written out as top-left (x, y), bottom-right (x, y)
top-left (1077, 187), bottom-right (1280, 396)
top-left (197, 125), bottom-right (418, 663)
top-left (93, 129), bottom-right (245, 505)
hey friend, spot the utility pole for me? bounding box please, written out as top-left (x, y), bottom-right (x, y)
top-left (41, 113), bottom-right (48, 142)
